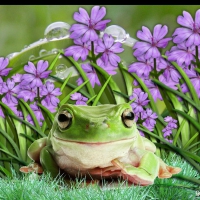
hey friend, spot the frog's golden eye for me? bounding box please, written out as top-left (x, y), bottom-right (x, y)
top-left (57, 110), bottom-right (72, 129)
top-left (122, 109), bottom-right (135, 128)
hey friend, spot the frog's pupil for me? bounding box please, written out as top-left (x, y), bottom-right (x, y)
top-left (58, 114), bottom-right (69, 122)
top-left (125, 112), bottom-right (134, 120)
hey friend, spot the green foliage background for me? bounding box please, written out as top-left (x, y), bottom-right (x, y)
top-left (1, 5), bottom-right (200, 61)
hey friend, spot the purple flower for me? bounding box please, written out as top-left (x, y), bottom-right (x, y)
top-left (129, 88), bottom-right (150, 113)
top-left (17, 84), bottom-right (37, 102)
top-left (163, 126), bottom-right (172, 137)
top-left (139, 130), bottom-right (145, 137)
top-left (141, 108), bottom-right (157, 128)
top-left (41, 99), bottom-right (57, 113)
top-left (70, 6), bottom-right (111, 42)
top-left (21, 60), bottom-right (52, 88)
top-left (96, 58), bottom-right (117, 75)
top-left (162, 61), bottom-right (181, 83)
top-left (40, 81), bottom-right (62, 107)
top-left (12, 74), bottom-right (22, 83)
top-left (167, 42), bottom-right (196, 67)
top-left (172, 9), bottom-right (200, 47)
top-left (0, 57), bottom-right (12, 82)
top-left (128, 55), bottom-right (154, 77)
top-left (70, 92), bottom-right (88, 105)
top-left (64, 38), bottom-right (91, 61)
top-left (162, 116), bottom-right (177, 142)
top-left (76, 63), bottom-right (100, 88)
top-left (1, 78), bottom-right (19, 104)
top-left (96, 33), bottom-right (124, 67)
top-left (133, 25), bottom-right (171, 59)
top-left (144, 80), bottom-right (162, 101)
top-left (159, 75), bottom-right (178, 90)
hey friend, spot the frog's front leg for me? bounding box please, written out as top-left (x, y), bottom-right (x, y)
top-left (20, 137), bottom-right (47, 174)
top-left (40, 146), bottom-right (60, 178)
top-left (112, 151), bottom-right (159, 186)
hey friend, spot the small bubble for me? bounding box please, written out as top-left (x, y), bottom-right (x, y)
top-left (29, 55), bottom-right (36, 61)
top-left (56, 64), bottom-right (67, 74)
top-left (39, 49), bottom-right (48, 57)
top-left (51, 48), bottom-right (58, 54)
top-left (100, 25), bottom-right (137, 47)
top-left (44, 22), bottom-right (71, 41)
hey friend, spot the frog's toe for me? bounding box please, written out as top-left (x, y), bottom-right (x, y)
top-left (158, 158), bottom-right (181, 178)
top-left (166, 166), bottom-right (181, 174)
top-left (20, 163), bottom-right (43, 174)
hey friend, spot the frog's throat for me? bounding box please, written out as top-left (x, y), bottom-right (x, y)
top-left (52, 135), bottom-right (137, 145)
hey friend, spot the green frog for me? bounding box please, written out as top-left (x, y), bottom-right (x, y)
top-left (20, 103), bottom-right (181, 186)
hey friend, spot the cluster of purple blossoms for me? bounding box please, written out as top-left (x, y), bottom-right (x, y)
top-left (128, 24), bottom-right (181, 102)
top-left (65, 6), bottom-right (124, 88)
top-left (162, 116), bottom-right (177, 143)
top-left (129, 88), bottom-right (157, 136)
top-left (70, 92), bottom-right (88, 105)
top-left (0, 58), bottom-right (62, 126)
top-left (166, 9), bottom-right (200, 97)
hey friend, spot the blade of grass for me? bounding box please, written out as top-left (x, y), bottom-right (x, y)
top-left (65, 55), bottom-right (96, 97)
top-left (92, 76), bottom-right (112, 106)
top-left (173, 109), bottom-right (200, 131)
top-left (59, 80), bottom-right (89, 106)
top-left (60, 71), bottom-right (73, 92)
top-left (18, 99), bottom-right (41, 131)
top-left (7, 113), bottom-right (46, 137)
top-left (91, 62), bottom-right (126, 104)
top-left (48, 52), bottom-right (61, 70)
top-left (152, 79), bottom-right (200, 112)
top-left (183, 132), bottom-right (199, 150)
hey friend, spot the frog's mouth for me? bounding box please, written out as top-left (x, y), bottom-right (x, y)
top-left (52, 135), bottom-right (137, 145)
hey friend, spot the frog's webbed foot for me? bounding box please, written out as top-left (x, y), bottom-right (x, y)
top-left (158, 158), bottom-right (181, 178)
top-left (112, 152), bottom-right (159, 186)
top-left (20, 163), bottom-right (43, 174)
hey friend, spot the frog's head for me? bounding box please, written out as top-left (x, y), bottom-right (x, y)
top-left (51, 103), bottom-right (138, 143)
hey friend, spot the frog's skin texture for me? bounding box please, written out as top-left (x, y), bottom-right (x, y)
top-left (20, 103), bottom-right (181, 186)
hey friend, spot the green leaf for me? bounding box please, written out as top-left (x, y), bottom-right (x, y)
top-left (86, 95), bottom-right (97, 105)
top-left (19, 133), bottom-right (35, 143)
top-left (152, 79), bottom-right (200, 112)
top-left (60, 71), bottom-right (73, 92)
top-left (183, 132), bottom-right (199, 150)
top-left (59, 80), bottom-right (89, 106)
top-left (0, 128), bottom-right (22, 159)
top-left (91, 62), bottom-right (126, 104)
top-left (171, 61), bottom-right (200, 122)
top-left (66, 56), bottom-right (96, 97)
top-left (173, 109), bottom-right (200, 131)
top-left (0, 148), bottom-right (27, 166)
top-left (18, 99), bottom-right (41, 131)
top-left (48, 52), bottom-right (61, 70)
top-left (0, 165), bottom-right (12, 178)
top-left (119, 62), bottom-right (133, 97)
top-left (92, 76), bottom-right (111, 106)
top-left (7, 113), bottom-right (46, 137)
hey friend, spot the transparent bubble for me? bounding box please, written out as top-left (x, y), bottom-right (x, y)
top-left (29, 55), bottom-right (36, 61)
top-left (56, 64), bottom-right (67, 73)
top-left (44, 22), bottom-right (71, 41)
top-left (39, 49), bottom-right (48, 57)
top-left (100, 25), bottom-right (137, 47)
top-left (7, 52), bottom-right (19, 59)
top-left (51, 48), bottom-right (58, 54)
top-left (55, 65), bottom-right (79, 79)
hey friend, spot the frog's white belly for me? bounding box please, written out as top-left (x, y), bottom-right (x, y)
top-left (51, 136), bottom-right (135, 173)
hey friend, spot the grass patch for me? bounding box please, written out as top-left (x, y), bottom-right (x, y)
top-left (0, 153), bottom-right (199, 200)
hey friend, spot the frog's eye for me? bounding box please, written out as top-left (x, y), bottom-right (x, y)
top-left (122, 109), bottom-right (135, 128)
top-left (57, 110), bottom-right (72, 129)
